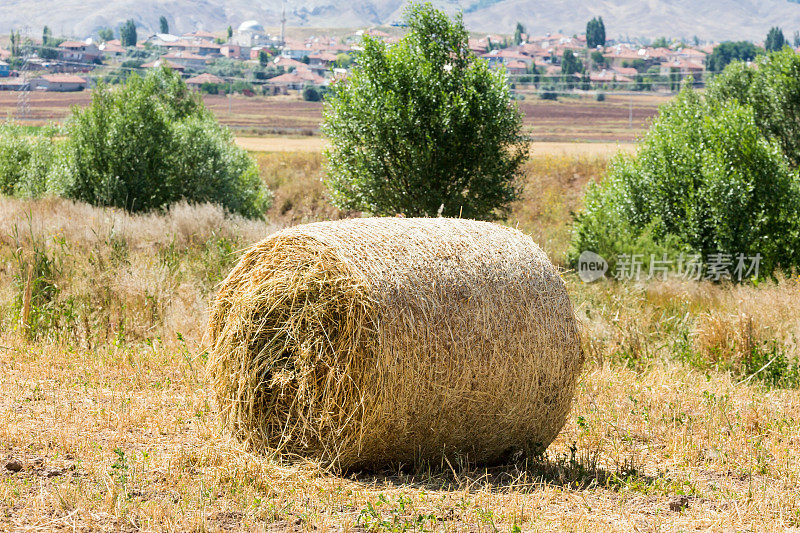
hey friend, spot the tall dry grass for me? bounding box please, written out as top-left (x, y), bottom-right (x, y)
top-left (253, 151), bottom-right (608, 266)
top-left (0, 196), bottom-right (280, 347)
top-left (254, 152), bottom-right (353, 225)
top-left (509, 155), bottom-right (607, 265)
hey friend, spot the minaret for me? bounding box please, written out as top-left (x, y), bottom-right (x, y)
top-left (280, 0), bottom-right (286, 46)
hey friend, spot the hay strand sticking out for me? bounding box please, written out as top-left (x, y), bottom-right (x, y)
top-left (206, 217), bottom-right (583, 469)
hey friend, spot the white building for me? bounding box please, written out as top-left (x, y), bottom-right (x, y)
top-left (232, 20), bottom-right (269, 47)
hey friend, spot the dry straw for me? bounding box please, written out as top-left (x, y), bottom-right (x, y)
top-left (206, 217), bottom-right (583, 470)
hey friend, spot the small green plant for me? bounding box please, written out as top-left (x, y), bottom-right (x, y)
top-left (110, 447), bottom-right (129, 489)
top-left (10, 221), bottom-right (66, 338)
top-left (738, 341), bottom-right (800, 388)
top-left (357, 494), bottom-right (439, 532)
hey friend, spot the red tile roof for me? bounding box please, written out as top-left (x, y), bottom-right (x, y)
top-left (142, 59), bottom-right (185, 70)
top-left (186, 73), bottom-right (225, 85)
top-left (59, 41), bottom-right (88, 49)
top-left (40, 74), bottom-right (87, 83)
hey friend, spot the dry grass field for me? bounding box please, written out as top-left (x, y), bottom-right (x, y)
top-left (0, 91), bottom-right (663, 142)
top-left (236, 137), bottom-right (637, 157)
top-left (2, 152), bottom-right (800, 531)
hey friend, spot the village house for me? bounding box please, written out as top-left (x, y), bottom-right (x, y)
top-left (249, 46), bottom-right (268, 60)
top-left (146, 33), bottom-right (182, 46)
top-left (141, 58), bottom-right (185, 72)
top-left (267, 69), bottom-right (326, 93)
top-left (32, 74), bottom-right (88, 92)
top-left (182, 30), bottom-right (218, 41)
top-left (272, 56), bottom-right (310, 71)
top-left (185, 72), bottom-right (225, 89)
top-left (612, 66), bottom-right (639, 78)
top-left (505, 60), bottom-right (528, 75)
top-left (0, 61), bottom-right (9, 77)
top-left (659, 58), bottom-right (704, 79)
top-left (99, 41), bottom-right (126, 58)
top-left (163, 51), bottom-right (209, 69)
top-left (222, 44), bottom-right (246, 59)
top-left (58, 41), bottom-right (101, 63)
top-left (586, 69), bottom-right (633, 85)
top-left (280, 39), bottom-right (311, 60)
top-left (0, 78), bottom-right (27, 91)
top-left (468, 38), bottom-right (487, 54)
top-left (307, 52), bottom-right (338, 76)
top-left (603, 46), bottom-right (646, 68)
top-left (481, 49), bottom-right (534, 68)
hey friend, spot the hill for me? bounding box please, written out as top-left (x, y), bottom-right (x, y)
top-left (3, 0), bottom-right (800, 42)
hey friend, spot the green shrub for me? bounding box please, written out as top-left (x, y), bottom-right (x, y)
top-left (0, 123), bottom-right (34, 195)
top-left (570, 85), bottom-right (800, 277)
top-left (0, 124), bottom-right (57, 197)
top-left (302, 84), bottom-right (322, 102)
top-left (60, 66), bottom-right (271, 218)
top-left (706, 49), bottom-right (800, 168)
top-left (322, 3), bottom-right (527, 220)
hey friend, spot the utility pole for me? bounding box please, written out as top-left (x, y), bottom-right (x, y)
top-left (16, 25), bottom-right (31, 122)
top-left (628, 96), bottom-right (633, 128)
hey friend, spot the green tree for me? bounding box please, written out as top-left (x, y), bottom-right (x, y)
top-left (561, 49), bottom-right (583, 75)
top-left (513, 22), bottom-right (525, 45)
top-left (591, 50), bottom-right (606, 68)
top-left (227, 25), bottom-right (233, 40)
top-left (570, 84), bottom-right (800, 277)
top-left (794, 31), bottom-right (800, 48)
top-left (159, 16), bottom-right (169, 34)
top-left (258, 49), bottom-right (269, 66)
top-left (586, 17), bottom-right (606, 49)
top-left (322, 2), bottom-right (526, 220)
top-left (302, 84), bottom-right (322, 102)
top-left (98, 27), bottom-right (114, 42)
top-left (334, 52), bottom-right (353, 68)
top-left (706, 41), bottom-right (760, 72)
top-left (120, 19), bottom-right (138, 47)
top-left (10, 31), bottom-right (21, 57)
top-left (706, 49), bottom-right (800, 168)
top-left (60, 66), bottom-right (270, 217)
top-left (765, 26), bottom-right (785, 52)
top-left (39, 26), bottom-right (60, 59)
top-left (651, 36), bottom-right (670, 48)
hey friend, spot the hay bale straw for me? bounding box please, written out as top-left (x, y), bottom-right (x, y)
top-left (206, 217), bottom-right (583, 469)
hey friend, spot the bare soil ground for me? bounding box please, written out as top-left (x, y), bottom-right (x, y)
top-left (0, 91), bottom-right (665, 142)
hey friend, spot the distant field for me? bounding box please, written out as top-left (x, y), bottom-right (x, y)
top-left (0, 91), bottom-right (667, 142)
top-left (236, 136), bottom-right (638, 157)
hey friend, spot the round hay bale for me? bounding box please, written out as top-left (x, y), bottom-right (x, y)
top-left (206, 217), bottom-right (583, 469)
